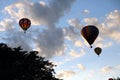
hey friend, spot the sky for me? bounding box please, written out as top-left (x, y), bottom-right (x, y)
top-left (0, 0), bottom-right (120, 80)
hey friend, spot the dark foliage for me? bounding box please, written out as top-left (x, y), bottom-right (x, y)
top-left (108, 77), bottom-right (120, 80)
top-left (0, 43), bottom-right (62, 80)
top-left (113, 77), bottom-right (120, 80)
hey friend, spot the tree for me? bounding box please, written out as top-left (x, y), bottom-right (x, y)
top-left (108, 77), bottom-right (120, 80)
top-left (116, 77), bottom-right (120, 80)
top-left (0, 43), bottom-right (62, 80)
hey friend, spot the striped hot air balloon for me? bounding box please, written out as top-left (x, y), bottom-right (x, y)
top-left (81, 25), bottom-right (99, 48)
top-left (19, 18), bottom-right (31, 33)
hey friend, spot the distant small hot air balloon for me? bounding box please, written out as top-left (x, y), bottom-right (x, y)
top-left (19, 18), bottom-right (31, 33)
top-left (81, 25), bottom-right (99, 48)
top-left (108, 78), bottom-right (113, 80)
top-left (94, 47), bottom-right (102, 56)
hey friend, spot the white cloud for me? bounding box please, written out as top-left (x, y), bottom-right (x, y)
top-left (100, 10), bottom-right (120, 42)
top-left (101, 66), bottom-right (113, 73)
top-left (39, 1), bottom-right (46, 7)
top-left (70, 50), bottom-right (80, 57)
top-left (83, 17), bottom-right (98, 25)
top-left (0, 19), bottom-right (15, 31)
top-left (51, 56), bottom-right (74, 67)
top-left (4, 0), bottom-right (76, 26)
top-left (69, 49), bottom-right (85, 58)
top-left (67, 18), bottom-right (82, 28)
top-left (94, 39), bottom-right (112, 48)
top-left (77, 64), bottom-right (86, 70)
top-left (4, 2), bottom-right (27, 20)
top-left (64, 26), bottom-right (80, 41)
top-left (64, 18), bottom-right (83, 42)
top-left (57, 70), bottom-right (77, 79)
top-left (63, 18), bottom-right (84, 46)
top-left (3, 31), bottom-right (33, 51)
top-left (115, 65), bottom-right (120, 69)
top-left (108, 31), bottom-right (120, 42)
top-left (87, 70), bottom-right (95, 78)
top-left (100, 64), bottom-right (120, 75)
top-left (74, 40), bottom-right (83, 47)
top-left (82, 9), bottom-right (90, 15)
top-left (52, 61), bottom-right (65, 66)
top-left (106, 10), bottom-right (120, 28)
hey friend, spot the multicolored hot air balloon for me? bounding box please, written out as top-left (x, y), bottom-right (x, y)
top-left (94, 47), bottom-right (102, 56)
top-left (81, 25), bottom-right (99, 48)
top-left (19, 18), bottom-right (31, 33)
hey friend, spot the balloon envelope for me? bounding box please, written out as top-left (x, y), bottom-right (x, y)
top-left (19, 18), bottom-right (31, 33)
top-left (108, 78), bottom-right (113, 80)
top-left (81, 25), bottom-right (99, 48)
top-left (94, 47), bottom-right (102, 56)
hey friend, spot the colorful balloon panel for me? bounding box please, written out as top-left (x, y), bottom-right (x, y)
top-left (19, 18), bottom-right (31, 33)
top-left (81, 25), bottom-right (99, 48)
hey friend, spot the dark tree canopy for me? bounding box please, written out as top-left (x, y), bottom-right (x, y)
top-left (108, 77), bottom-right (120, 80)
top-left (0, 43), bottom-right (62, 80)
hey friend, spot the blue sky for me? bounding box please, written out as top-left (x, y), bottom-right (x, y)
top-left (0, 0), bottom-right (120, 80)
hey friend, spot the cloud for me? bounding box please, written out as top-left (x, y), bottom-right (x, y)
top-left (52, 61), bottom-right (65, 66)
top-left (83, 17), bottom-right (98, 25)
top-left (1, 0), bottom-right (76, 59)
top-left (33, 27), bottom-right (65, 58)
top-left (51, 56), bottom-right (75, 68)
top-left (3, 32), bottom-right (33, 51)
top-left (77, 64), bottom-right (86, 70)
top-left (63, 24), bottom-right (82, 44)
top-left (87, 70), bottom-right (95, 78)
top-left (106, 10), bottom-right (120, 28)
top-left (82, 65), bottom-right (120, 80)
top-left (100, 64), bottom-right (120, 75)
top-left (64, 26), bottom-right (80, 41)
top-left (101, 66), bottom-right (113, 73)
top-left (94, 38), bottom-right (112, 48)
top-left (74, 40), bottom-right (83, 47)
top-left (69, 49), bottom-right (85, 58)
top-left (39, 1), bottom-right (46, 7)
top-left (100, 10), bottom-right (120, 42)
top-left (108, 31), bottom-right (120, 42)
top-left (57, 70), bottom-right (77, 79)
top-left (64, 18), bottom-right (83, 43)
top-left (82, 9), bottom-right (90, 15)
top-left (67, 18), bottom-right (82, 28)
top-left (3, 0), bottom-right (76, 26)
top-left (115, 65), bottom-right (120, 69)
top-left (0, 19), bottom-right (15, 32)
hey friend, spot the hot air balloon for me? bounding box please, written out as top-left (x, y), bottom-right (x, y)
top-left (94, 47), bottom-right (102, 56)
top-left (19, 18), bottom-right (31, 33)
top-left (81, 25), bottom-right (99, 48)
top-left (108, 78), bottom-right (113, 80)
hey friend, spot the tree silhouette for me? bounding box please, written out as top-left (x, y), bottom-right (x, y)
top-left (114, 77), bottom-right (120, 80)
top-left (116, 77), bottom-right (120, 80)
top-left (0, 43), bottom-right (62, 80)
top-left (108, 77), bottom-right (120, 80)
